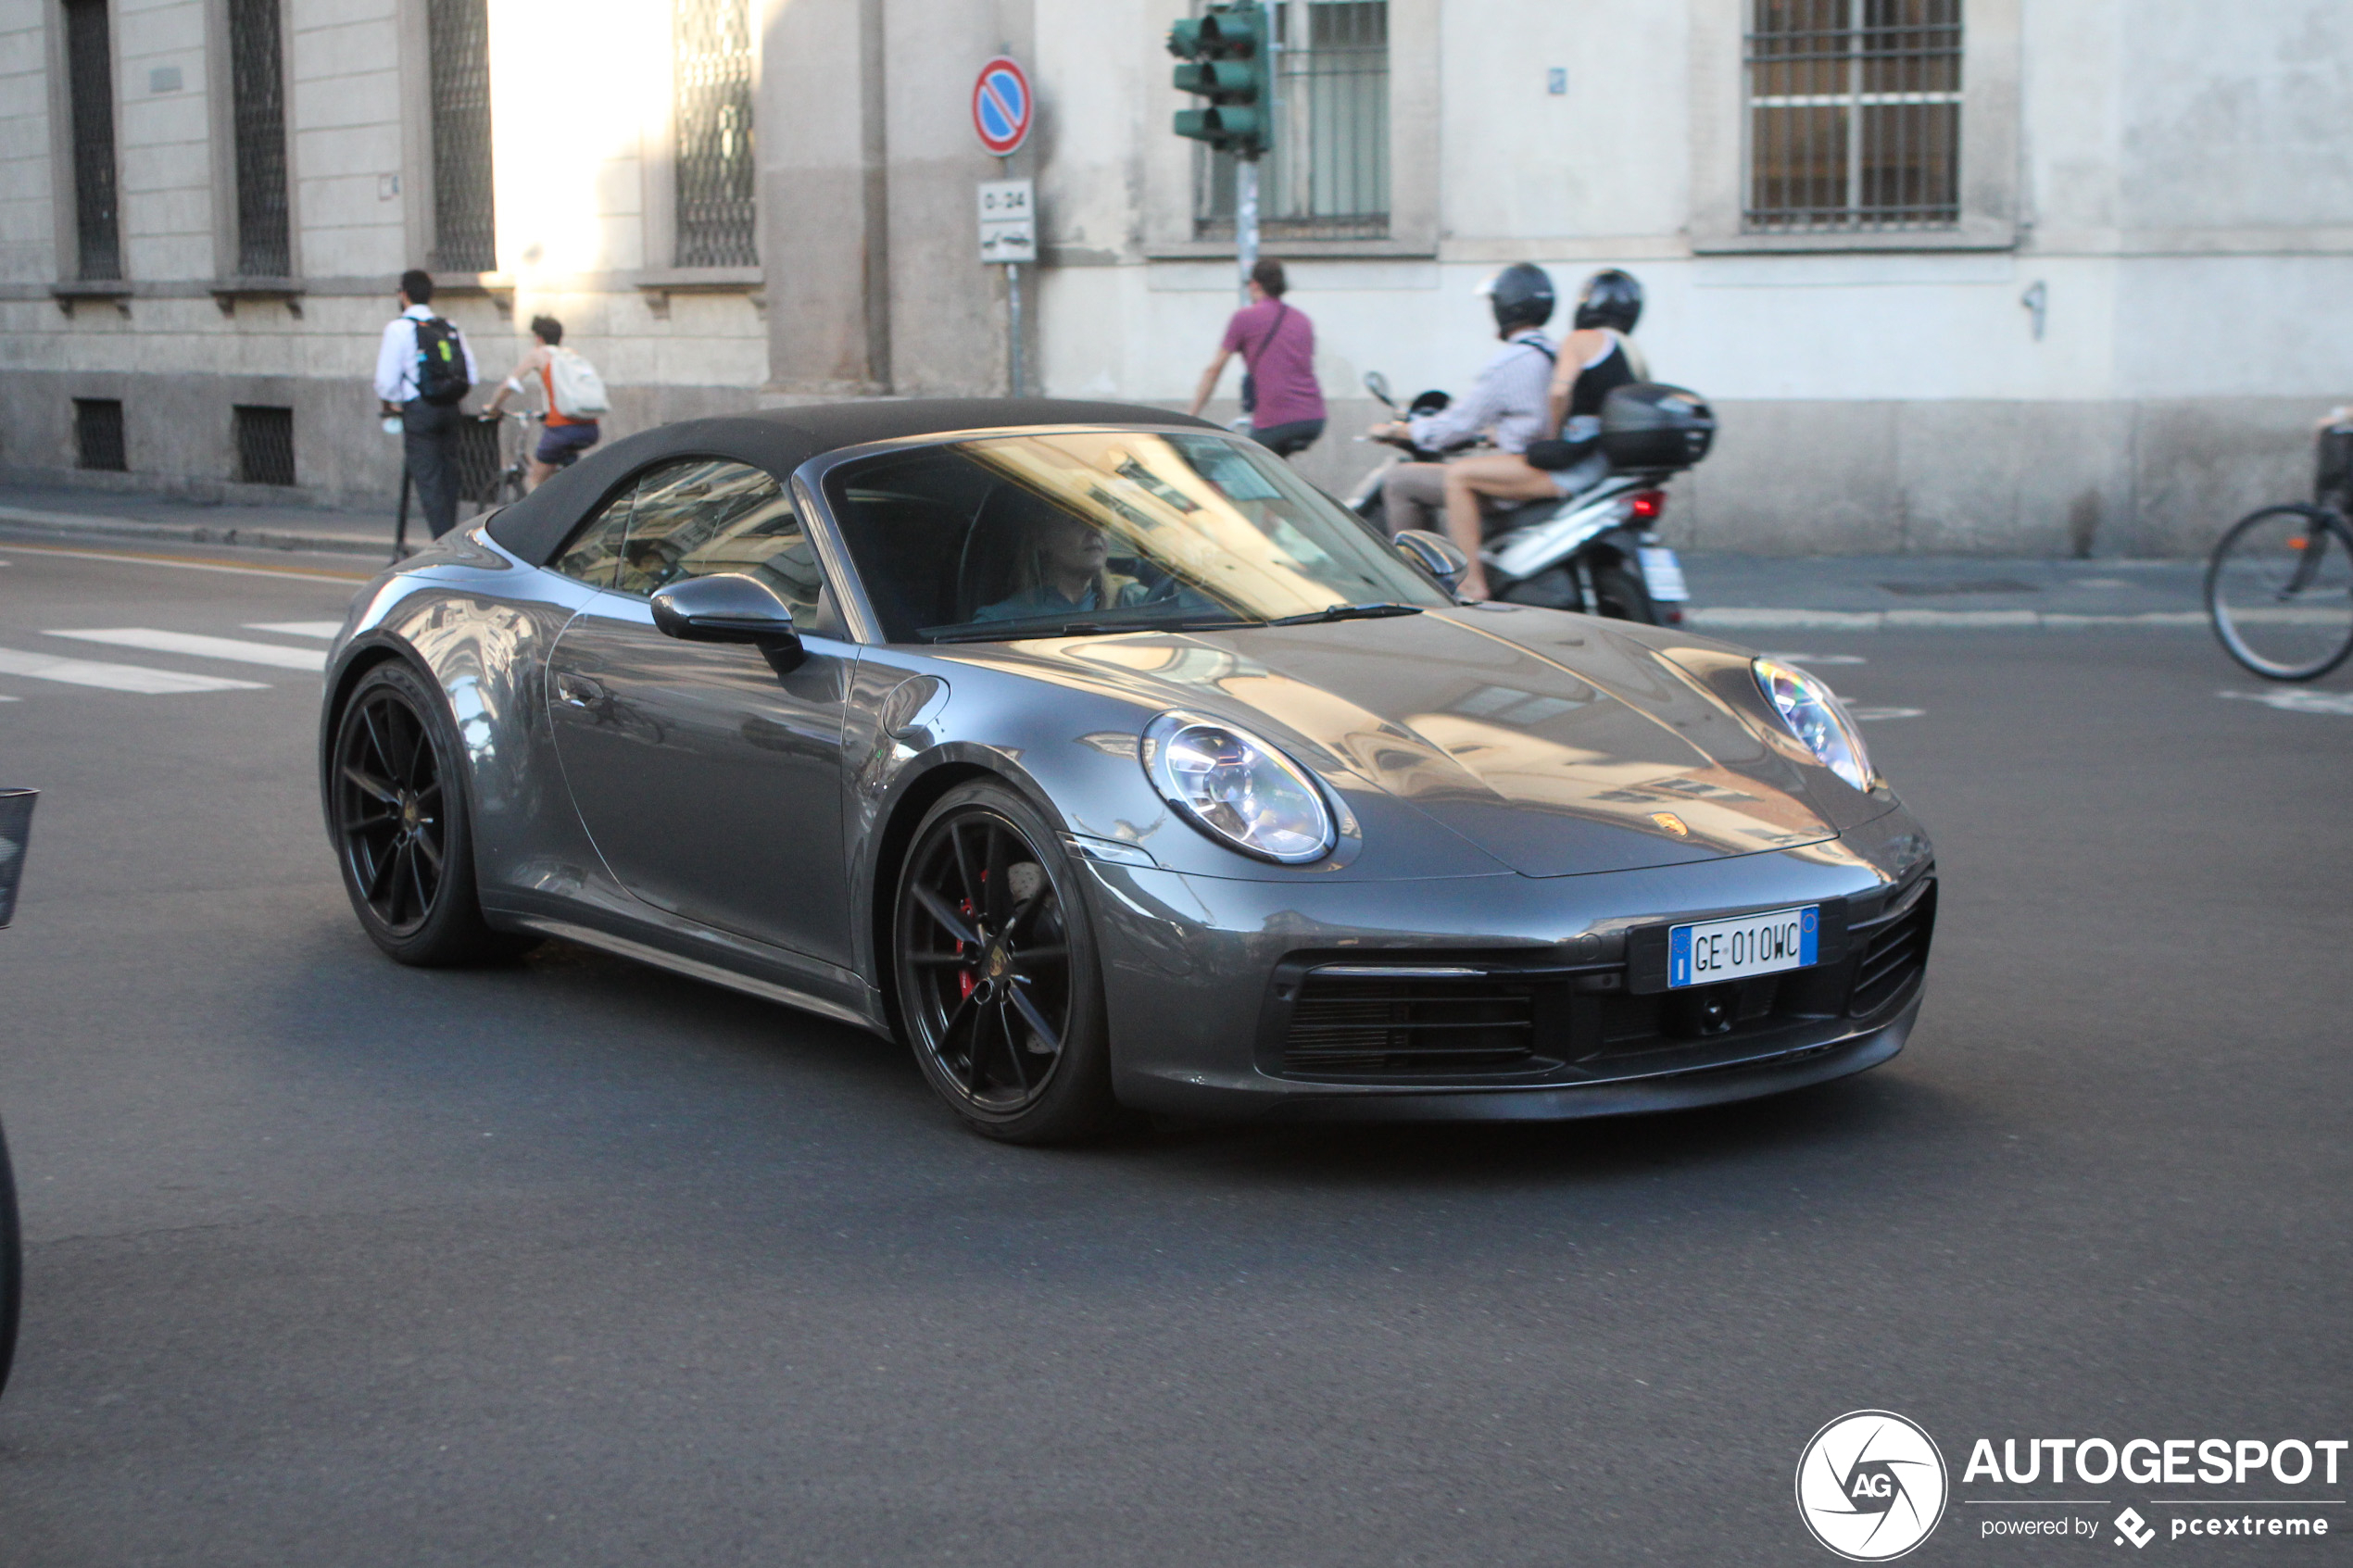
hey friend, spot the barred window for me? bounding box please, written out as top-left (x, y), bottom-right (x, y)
top-left (1196, 0), bottom-right (1388, 243)
top-left (427, 0), bottom-right (497, 273)
top-left (1746, 0), bottom-right (1960, 232)
top-left (673, 0), bottom-right (756, 268)
top-left (228, 0), bottom-right (291, 276)
top-left (73, 397), bottom-right (126, 471)
top-left (233, 405), bottom-right (295, 486)
top-left (61, 0), bottom-right (120, 281)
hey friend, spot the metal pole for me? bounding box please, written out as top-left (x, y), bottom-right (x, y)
top-left (1007, 261), bottom-right (1025, 396)
top-left (1236, 157), bottom-right (1259, 306)
top-left (1000, 152), bottom-right (1024, 397)
top-left (392, 465), bottom-right (411, 563)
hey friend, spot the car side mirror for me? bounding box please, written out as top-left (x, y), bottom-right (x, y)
top-left (650, 573), bottom-right (803, 657)
top-left (1362, 370), bottom-right (1393, 408)
top-left (1392, 529), bottom-right (1469, 594)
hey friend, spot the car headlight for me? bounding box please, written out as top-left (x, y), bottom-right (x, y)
top-left (1753, 658), bottom-right (1876, 792)
top-left (1141, 712), bottom-right (1336, 864)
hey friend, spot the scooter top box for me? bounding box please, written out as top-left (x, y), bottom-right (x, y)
top-left (1599, 383), bottom-right (1716, 472)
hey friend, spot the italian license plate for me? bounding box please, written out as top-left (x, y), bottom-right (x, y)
top-left (1637, 546), bottom-right (1690, 602)
top-left (1669, 905), bottom-right (1818, 988)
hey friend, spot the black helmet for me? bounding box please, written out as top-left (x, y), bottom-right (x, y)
top-left (1574, 269), bottom-right (1643, 332)
top-left (1483, 263), bottom-right (1555, 334)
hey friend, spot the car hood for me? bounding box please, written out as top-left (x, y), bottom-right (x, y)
top-left (1028, 608), bottom-right (1843, 877)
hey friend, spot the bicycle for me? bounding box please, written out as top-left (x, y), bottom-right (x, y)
top-left (2206, 416), bottom-right (2353, 681)
top-left (473, 408), bottom-right (544, 511)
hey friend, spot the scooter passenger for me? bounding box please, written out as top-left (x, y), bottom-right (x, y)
top-left (1417, 270), bottom-right (1650, 601)
top-left (1373, 263), bottom-right (1561, 590)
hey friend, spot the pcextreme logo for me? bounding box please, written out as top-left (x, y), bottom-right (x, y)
top-left (1797, 1410), bottom-right (1951, 1561)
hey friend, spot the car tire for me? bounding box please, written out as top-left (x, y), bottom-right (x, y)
top-left (0, 1116), bottom-right (19, 1402)
top-left (893, 780), bottom-right (1117, 1145)
top-left (328, 661), bottom-right (525, 967)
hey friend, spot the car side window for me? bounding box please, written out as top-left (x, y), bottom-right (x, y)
top-left (548, 483), bottom-right (637, 589)
top-left (615, 458), bottom-right (845, 639)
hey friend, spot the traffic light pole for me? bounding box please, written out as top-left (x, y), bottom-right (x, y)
top-left (1236, 158), bottom-right (1258, 307)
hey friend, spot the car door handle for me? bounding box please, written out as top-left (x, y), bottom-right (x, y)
top-left (555, 672), bottom-right (606, 708)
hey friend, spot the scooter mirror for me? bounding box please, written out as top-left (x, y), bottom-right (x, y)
top-left (1392, 529), bottom-right (1469, 593)
top-left (1362, 370), bottom-right (1393, 408)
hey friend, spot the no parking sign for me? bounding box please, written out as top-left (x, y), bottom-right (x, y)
top-left (972, 56), bottom-right (1032, 157)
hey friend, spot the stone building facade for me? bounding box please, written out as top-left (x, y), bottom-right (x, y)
top-left (2, 0), bottom-right (2347, 555)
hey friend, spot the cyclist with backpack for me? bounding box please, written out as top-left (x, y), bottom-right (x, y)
top-left (480, 314), bottom-right (611, 490)
top-left (373, 269), bottom-right (479, 538)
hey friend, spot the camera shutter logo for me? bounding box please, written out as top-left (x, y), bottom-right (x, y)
top-left (1795, 1411), bottom-right (1948, 1561)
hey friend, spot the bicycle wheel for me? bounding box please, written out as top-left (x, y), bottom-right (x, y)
top-left (2206, 504), bottom-right (2353, 680)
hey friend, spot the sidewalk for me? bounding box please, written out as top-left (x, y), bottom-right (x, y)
top-left (1679, 553), bottom-right (2208, 631)
top-left (0, 481), bottom-right (2214, 626)
top-left (0, 482), bottom-right (402, 559)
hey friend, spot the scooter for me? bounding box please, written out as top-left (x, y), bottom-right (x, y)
top-left (1347, 371), bottom-right (1713, 626)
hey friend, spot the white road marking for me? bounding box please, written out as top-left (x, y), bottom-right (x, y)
top-left (2220, 687), bottom-right (2353, 715)
top-left (0, 694), bottom-right (17, 702)
top-left (0, 646), bottom-right (268, 694)
top-left (1850, 707), bottom-right (1926, 721)
top-left (1762, 652), bottom-right (1867, 665)
top-left (243, 621), bottom-right (344, 639)
top-left (46, 628), bottom-right (327, 671)
top-left (0, 542), bottom-right (368, 583)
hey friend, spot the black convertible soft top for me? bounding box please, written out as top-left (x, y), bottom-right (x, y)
top-left (483, 397), bottom-right (1215, 568)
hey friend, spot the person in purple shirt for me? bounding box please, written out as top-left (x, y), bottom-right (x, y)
top-left (1187, 258), bottom-right (1327, 458)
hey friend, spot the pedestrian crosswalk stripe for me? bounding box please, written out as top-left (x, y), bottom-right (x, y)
top-left (243, 621), bottom-right (344, 639)
top-left (46, 627), bottom-right (327, 671)
top-left (0, 646), bottom-right (269, 694)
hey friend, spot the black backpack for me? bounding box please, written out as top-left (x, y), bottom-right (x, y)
top-left (412, 316), bottom-right (471, 407)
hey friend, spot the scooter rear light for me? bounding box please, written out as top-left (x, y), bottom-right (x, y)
top-left (1629, 490), bottom-right (1667, 521)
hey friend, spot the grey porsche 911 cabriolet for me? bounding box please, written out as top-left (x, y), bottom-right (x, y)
top-left (319, 399), bottom-right (1934, 1143)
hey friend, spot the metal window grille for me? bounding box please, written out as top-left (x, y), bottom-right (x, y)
top-left (61, 0), bottom-right (120, 281)
top-left (1745, 0), bottom-right (1961, 232)
top-left (73, 397), bottom-right (125, 471)
top-left (1197, 0), bottom-right (1390, 243)
top-left (233, 405), bottom-right (295, 486)
top-left (673, 0), bottom-right (756, 267)
top-left (427, 0), bottom-right (497, 272)
top-left (228, 0), bottom-right (291, 276)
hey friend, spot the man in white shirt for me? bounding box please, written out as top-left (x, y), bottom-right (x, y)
top-left (373, 269), bottom-right (480, 538)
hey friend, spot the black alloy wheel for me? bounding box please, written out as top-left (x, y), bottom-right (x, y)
top-left (329, 662), bottom-right (517, 966)
top-left (895, 782), bottom-right (1114, 1144)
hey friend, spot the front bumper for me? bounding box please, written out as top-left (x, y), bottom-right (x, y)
top-left (1084, 805), bottom-right (1934, 1123)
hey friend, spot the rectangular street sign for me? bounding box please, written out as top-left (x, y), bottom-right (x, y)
top-left (978, 178), bottom-right (1037, 265)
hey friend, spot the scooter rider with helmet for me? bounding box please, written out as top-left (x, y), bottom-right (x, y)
top-left (1405, 269), bottom-right (1651, 601)
top-left (1374, 263), bottom-right (1561, 582)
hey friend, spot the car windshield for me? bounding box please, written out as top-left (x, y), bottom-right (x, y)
top-left (822, 430), bottom-right (1449, 644)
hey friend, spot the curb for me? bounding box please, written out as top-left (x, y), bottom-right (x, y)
top-left (1688, 607), bottom-right (2208, 632)
top-left (0, 503), bottom-right (396, 559)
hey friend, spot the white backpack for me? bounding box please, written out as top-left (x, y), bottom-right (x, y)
top-left (547, 346), bottom-right (610, 419)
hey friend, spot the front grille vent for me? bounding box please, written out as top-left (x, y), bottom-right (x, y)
top-left (1850, 881), bottom-right (1936, 1017)
top-left (1282, 971), bottom-right (1541, 1077)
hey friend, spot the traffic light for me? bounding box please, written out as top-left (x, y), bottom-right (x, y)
top-left (1168, 3), bottom-right (1270, 159)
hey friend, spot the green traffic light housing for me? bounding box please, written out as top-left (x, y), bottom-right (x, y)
top-left (1168, 3), bottom-right (1271, 159)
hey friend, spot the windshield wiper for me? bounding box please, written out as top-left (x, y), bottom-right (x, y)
top-left (1265, 601), bottom-right (1425, 626)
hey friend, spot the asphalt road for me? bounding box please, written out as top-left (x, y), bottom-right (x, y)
top-left (0, 537), bottom-right (2347, 1566)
